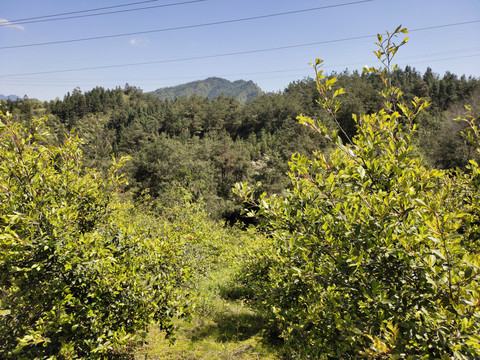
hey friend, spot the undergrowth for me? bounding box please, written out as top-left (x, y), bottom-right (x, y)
top-left (135, 267), bottom-right (282, 360)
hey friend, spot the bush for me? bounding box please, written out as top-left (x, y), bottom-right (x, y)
top-left (0, 114), bottom-right (187, 359)
top-left (234, 27), bottom-right (480, 358)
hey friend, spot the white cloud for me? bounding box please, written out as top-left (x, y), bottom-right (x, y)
top-left (129, 38), bottom-right (149, 47)
top-left (0, 18), bottom-right (25, 31)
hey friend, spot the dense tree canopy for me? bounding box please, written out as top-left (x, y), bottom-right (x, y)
top-left (2, 66), bottom-right (477, 221)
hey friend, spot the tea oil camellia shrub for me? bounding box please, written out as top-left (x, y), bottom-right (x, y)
top-left (235, 27), bottom-right (480, 359)
top-left (0, 113), bottom-right (188, 359)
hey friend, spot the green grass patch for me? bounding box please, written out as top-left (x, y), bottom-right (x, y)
top-left (135, 268), bottom-right (281, 360)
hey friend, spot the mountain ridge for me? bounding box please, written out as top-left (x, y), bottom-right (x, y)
top-left (0, 94), bottom-right (21, 101)
top-left (150, 77), bottom-right (263, 103)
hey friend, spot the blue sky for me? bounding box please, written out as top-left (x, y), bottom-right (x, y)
top-left (1, 0), bottom-right (479, 101)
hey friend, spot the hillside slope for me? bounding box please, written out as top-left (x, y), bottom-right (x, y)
top-left (150, 77), bottom-right (263, 103)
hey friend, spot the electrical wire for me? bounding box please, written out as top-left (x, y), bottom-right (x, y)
top-left (409, 21), bottom-right (480, 33)
top-left (1, 0), bottom-right (179, 24)
top-left (0, 34), bottom-right (377, 77)
top-left (0, 0), bottom-right (206, 26)
top-left (1, 21), bottom-right (479, 78)
top-left (3, 51), bottom-right (479, 89)
top-left (0, 1), bottom-right (373, 50)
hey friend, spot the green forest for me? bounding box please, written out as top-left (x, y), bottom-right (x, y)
top-left (1, 27), bottom-right (480, 359)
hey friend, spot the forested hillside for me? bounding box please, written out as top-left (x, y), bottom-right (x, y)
top-left (1, 66), bottom-right (479, 221)
top-left (1, 27), bottom-right (480, 358)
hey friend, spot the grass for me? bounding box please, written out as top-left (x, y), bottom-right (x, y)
top-left (134, 267), bottom-right (281, 360)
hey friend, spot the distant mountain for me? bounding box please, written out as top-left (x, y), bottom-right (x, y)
top-left (0, 94), bottom-right (21, 101)
top-left (150, 77), bottom-right (263, 103)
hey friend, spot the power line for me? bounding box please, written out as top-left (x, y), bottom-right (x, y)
top-left (1, 0), bottom-right (172, 24)
top-left (410, 21), bottom-right (480, 32)
top-left (0, 0), bottom-right (206, 26)
top-left (1, 20), bottom-right (479, 78)
top-left (0, 68), bottom-right (312, 86)
top-left (5, 47), bottom-right (479, 83)
top-left (0, 35), bottom-right (376, 77)
top-left (0, 1), bottom-right (373, 50)
top-left (3, 52), bottom-right (480, 89)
